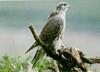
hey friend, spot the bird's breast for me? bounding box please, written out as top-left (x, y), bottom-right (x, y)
top-left (56, 14), bottom-right (66, 37)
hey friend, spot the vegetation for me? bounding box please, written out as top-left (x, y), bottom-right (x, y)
top-left (32, 58), bottom-right (54, 72)
top-left (0, 55), bottom-right (30, 72)
top-left (0, 55), bottom-right (54, 72)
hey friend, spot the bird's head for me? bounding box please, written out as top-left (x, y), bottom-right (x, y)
top-left (56, 2), bottom-right (70, 12)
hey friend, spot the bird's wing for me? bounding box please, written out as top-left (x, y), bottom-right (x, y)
top-left (25, 42), bottom-right (38, 53)
top-left (39, 15), bottom-right (64, 44)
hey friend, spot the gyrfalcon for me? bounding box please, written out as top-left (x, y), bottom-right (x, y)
top-left (26, 2), bottom-right (70, 66)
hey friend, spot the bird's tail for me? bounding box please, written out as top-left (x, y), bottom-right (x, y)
top-left (25, 42), bottom-right (38, 54)
top-left (32, 48), bottom-right (45, 67)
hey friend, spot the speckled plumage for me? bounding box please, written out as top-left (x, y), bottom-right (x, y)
top-left (40, 14), bottom-right (64, 47)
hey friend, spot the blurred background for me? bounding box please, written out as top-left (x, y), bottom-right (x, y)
top-left (0, 0), bottom-right (100, 71)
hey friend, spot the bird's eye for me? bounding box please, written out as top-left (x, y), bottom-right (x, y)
top-left (63, 3), bottom-right (66, 6)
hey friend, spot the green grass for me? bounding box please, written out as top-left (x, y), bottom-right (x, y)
top-left (0, 55), bottom-right (54, 72)
top-left (32, 58), bottom-right (54, 72)
top-left (0, 55), bottom-right (30, 72)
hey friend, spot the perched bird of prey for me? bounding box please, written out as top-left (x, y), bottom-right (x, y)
top-left (26, 2), bottom-right (70, 66)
